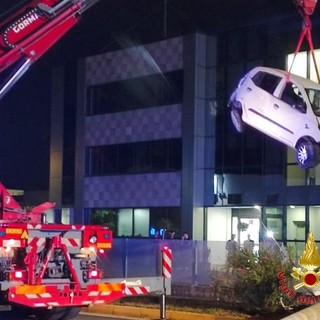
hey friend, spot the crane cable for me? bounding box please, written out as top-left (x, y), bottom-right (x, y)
top-left (288, 0), bottom-right (320, 82)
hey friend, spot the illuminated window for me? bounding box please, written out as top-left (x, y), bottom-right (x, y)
top-left (309, 206), bottom-right (320, 240)
top-left (287, 51), bottom-right (307, 78)
top-left (264, 207), bottom-right (283, 240)
top-left (286, 148), bottom-right (306, 186)
top-left (286, 205), bottom-right (305, 241)
top-left (286, 205), bottom-right (306, 261)
top-left (287, 49), bottom-right (320, 81)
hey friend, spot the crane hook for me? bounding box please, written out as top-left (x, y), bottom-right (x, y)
top-left (293, 0), bottom-right (317, 16)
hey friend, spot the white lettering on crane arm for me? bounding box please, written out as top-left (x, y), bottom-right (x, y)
top-left (12, 12), bottom-right (40, 33)
top-left (121, 279), bottom-right (142, 286)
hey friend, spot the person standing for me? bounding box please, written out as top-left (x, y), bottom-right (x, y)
top-left (181, 232), bottom-right (189, 240)
top-left (243, 234), bottom-right (254, 253)
top-left (226, 234), bottom-right (238, 260)
top-left (169, 230), bottom-right (176, 239)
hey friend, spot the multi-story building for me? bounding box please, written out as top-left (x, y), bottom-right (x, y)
top-left (50, 33), bottom-right (216, 241)
top-left (49, 12), bottom-right (320, 261)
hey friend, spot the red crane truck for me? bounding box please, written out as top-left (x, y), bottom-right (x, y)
top-left (0, 1), bottom-right (172, 319)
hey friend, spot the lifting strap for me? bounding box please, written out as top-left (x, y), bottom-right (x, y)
top-left (288, 0), bottom-right (320, 82)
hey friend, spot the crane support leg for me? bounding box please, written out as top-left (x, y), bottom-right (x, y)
top-left (36, 236), bottom-right (80, 285)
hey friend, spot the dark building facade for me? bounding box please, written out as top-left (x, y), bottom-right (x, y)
top-left (50, 34), bottom-right (216, 240)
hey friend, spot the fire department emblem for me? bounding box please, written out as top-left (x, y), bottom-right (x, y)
top-left (291, 233), bottom-right (320, 289)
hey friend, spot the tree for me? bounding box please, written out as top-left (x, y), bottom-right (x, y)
top-left (91, 209), bottom-right (117, 235)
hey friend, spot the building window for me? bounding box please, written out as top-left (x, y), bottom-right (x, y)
top-left (90, 207), bottom-right (180, 238)
top-left (263, 207), bottom-right (283, 241)
top-left (286, 205), bottom-right (305, 241)
top-left (86, 70), bottom-right (183, 115)
top-left (309, 206), bottom-right (320, 241)
top-left (307, 166), bottom-right (320, 185)
top-left (286, 205), bottom-right (306, 261)
top-left (133, 209), bottom-right (150, 237)
top-left (85, 138), bottom-right (182, 176)
top-left (149, 207), bottom-right (181, 235)
top-left (90, 208), bottom-right (118, 235)
top-left (61, 208), bottom-right (71, 224)
top-left (287, 50), bottom-right (320, 82)
top-left (118, 209), bottom-right (134, 237)
top-left (287, 51), bottom-right (308, 79)
top-left (286, 148), bottom-right (306, 186)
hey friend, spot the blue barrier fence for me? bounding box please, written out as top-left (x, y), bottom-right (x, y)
top-left (97, 239), bottom-right (220, 285)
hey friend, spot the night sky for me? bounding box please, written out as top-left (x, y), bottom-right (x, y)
top-left (0, 1), bottom-right (301, 190)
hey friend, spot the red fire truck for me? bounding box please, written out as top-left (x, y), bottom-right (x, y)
top-left (0, 1), bottom-right (172, 319)
top-left (0, 181), bottom-right (121, 319)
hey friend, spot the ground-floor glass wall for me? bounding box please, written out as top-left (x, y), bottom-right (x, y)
top-left (89, 207), bottom-right (181, 238)
top-left (205, 204), bottom-right (320, 264)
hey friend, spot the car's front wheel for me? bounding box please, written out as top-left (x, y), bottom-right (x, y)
top-left (295, 141), bottom-right (319, 169)
top-left (230, 107), bottom-right (245, 133)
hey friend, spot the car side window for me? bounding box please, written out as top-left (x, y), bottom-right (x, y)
top-left (251, 71), bottom-right (281, 94)
top-left (307, 89), bottom-right (320, 116)
top-left (281, 82), bottom-right (306, 113)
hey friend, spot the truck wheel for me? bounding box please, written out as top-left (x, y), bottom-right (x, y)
top-left (34, 307), bottom-right (79, 320)
top-left (33, 308), bottom-right (62, 320)
top-left (11, 304), bottom-right (32, 317)
top-left (62, 307), bottom-right (81, 320)
top-left (33, 307), bottom-right (72, 320)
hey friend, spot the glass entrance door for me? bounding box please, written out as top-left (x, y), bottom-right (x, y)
top-left (232, 208), bottom-right (261, 254)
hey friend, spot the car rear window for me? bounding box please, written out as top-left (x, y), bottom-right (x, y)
top-left (251, 71), bottom-right (281, 95)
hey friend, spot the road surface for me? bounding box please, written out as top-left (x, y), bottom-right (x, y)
top-left (0, 308), bottom-right (135, 320)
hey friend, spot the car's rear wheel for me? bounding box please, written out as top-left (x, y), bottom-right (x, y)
top-left (295, 141), bottom-right (319, 169)
top-left (230, 107), bottom-right (245, 133)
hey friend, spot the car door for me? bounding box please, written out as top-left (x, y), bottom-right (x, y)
top-left (267, 79), bottom-right (307, 146)
top-left (241, 70), bottom-right (282, 130)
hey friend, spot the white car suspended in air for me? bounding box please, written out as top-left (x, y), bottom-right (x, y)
top-left (228, 66), bottom-right (320, 169)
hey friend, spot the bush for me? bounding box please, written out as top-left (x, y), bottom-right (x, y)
top-left (224, 246), bottom-right (296, 314)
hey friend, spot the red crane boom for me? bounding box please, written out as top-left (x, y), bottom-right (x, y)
top-left (0, 0), bottom-right (99, 100)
